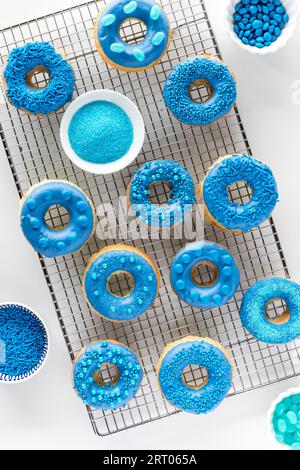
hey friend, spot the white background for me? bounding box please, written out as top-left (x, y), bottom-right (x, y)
top-left (0, 0), bottom-right (300, 450)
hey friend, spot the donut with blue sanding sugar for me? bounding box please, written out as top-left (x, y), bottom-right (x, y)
top-left (163, 55), bottom-right (237, 126)
top-left (199, 154), bottom-right (279, 233)
top-left (170, 241), bottom-right (240, 310)
top-left (83, 244), bottom-right (160, 322)
top-left (95, 0), bottom-right (172, 72)
top-left (157, 336), bottom-right (233, 414)
top-left (3, 42), bottom-right (75, 115)
top-left (128, 160), bottom-right (196, 229)
top-left (20, 180), bottom-right (96, 258)
top-left (240, 278), bottom-right (300, 344)
top-left (73, 340), bottom-right (143, 409)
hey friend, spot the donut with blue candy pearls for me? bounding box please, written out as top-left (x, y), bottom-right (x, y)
top-left (83, 244), bottom-right (159, 322)
top-left (199, 154), bottom-right (279, 233)
top-left (240, 278), bottom-right (300, 345)
top-left (73, 340), bottom-right (143, 409)
top-left (163, 55), bottom-right (237, 126)
top-left (20, 180), bottom-right (96, 258)
top-left (3, 42), bottom-right (75, 115)
top-left (157, 336), bottom-right (233, 414)
top-left (95, 0), bottom-right (172, 72)
top-left (128, 160), bottom-right (196, 229)
top-left (170, 241), bottom-right (240, 310)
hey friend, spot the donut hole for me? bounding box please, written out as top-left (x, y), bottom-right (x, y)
top-left (192, 261), bottom-right (218, 287)
top-left (227, 180), bottom-right (252, 205)
top-left (44, 205), bottom-right (70, 231)
top-left (182, 364), bottom-right (208, 390)
top-left (119, 18), bottom-right (147, 45)
top-left (107, 271), bottom-right (135, 298)
top-left (93, 362), bottom-right (119, 387)
top-left (25, 66), bottom-right (50, 90)
top-left (148, 180), bottom-right (173, 205)
top-left (189, 79), bottom-right (214, 103)
top-left (265, 298), bottom-right (290, 325)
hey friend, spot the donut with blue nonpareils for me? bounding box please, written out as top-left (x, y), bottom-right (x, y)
top-left (3, 42), bottom-right (75, 115)
top-left (157, 337), bottom-right (233, 414)
top-left (73, 340), bottom-right (143, 409)
top-left (20, 180), bottom-right (96, 258)
top-left (83, 244), bottom-right (159, 321)
top-left (128, 160), bottom-right (196, 229)
top-left (240, 278), bottom-right (300, 345)
top-left (170, 241), bottom-right (240, 310)
top-left (95, 0), bottom-right (171, 72)
top-left (163, 55), bottom-right (237, 126)
top-left (199, 154), bottom-right (279, 233)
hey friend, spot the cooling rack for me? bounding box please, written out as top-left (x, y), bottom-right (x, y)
top-left (0, 0), bottom-right (299, 437)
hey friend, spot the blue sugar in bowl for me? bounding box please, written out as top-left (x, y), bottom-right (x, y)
top-left (0, 303), bottom-right (49, 383)
top-left (269, 388), bottom-right (300, 450)
top-left (226, 0), bottom-right (298, 54)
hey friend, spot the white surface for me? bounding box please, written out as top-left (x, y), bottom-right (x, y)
top-left (0, 0), bottom-right (300, 450)
top-left (60, 90), bottom-right (145, 174)
top-left (225, 0), bottom-right (299, 55)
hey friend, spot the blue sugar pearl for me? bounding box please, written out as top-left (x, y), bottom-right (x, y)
top-left (253, 19), bottom-right (263, 29)
top-left (263, 31), bottom-right (272, 41)
top-left (68, 101), bottom-right (133, 165)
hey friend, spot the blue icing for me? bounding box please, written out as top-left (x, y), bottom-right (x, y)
top-left (123, 1), bottom-right (138, 14)
top-left (129, 160), bottom-right (195, 229)
top-left (158, 338), bottom-right (232, 414)
top-left (240, 278), bottom-right (300, 344)
top-left (20, 180), bottom-right (95, 258)
top-left (202, 154), bottom-right (279, 232)
top-left (170, 241), bottom-right (240, 310)
top-left (0, 304), bottom-right (48, 382)
top-left (73, 341), bottom-right (143, 410)
top-left (4, 42), bottom-right (75, 115)
top-left (163, 56), bottom-right (237, 126)
top-left (84, 246), bottom-right (159, 321)
top-left (96, 0), bottom-right (170, 70)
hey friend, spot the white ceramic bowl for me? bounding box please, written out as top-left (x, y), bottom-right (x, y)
top-left (0, 302), bottom-right (49, 384)
top-left (60, 89), bottom-right (145, 175)
top-left (268, 387), bottom-right (300, 449)
top-left (226, 0), bottom-right (299, 55)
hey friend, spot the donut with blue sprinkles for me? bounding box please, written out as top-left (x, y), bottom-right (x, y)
top-left (128, 160), bottom-right (196, 229)
top-left (240, 278), bottom-right (300, 344)
top-left (157, 337), bottom-right (233, 414)
top-left (200, 154), bottom-right (279, 233)
top-left (163, 55), bottom-right (237, 126)
top-left (170, 241), bottom-right (240, 310)
top-left (3, 42), bottom-right (75, 115)
top-left (95, 0), bottom-right (171, 72)
top-left (83, 244), bottom-right (159, 321)
top-left (73, 340), bottom-right (143, 409)
top-left (20, 180), bottom-right (96, 258)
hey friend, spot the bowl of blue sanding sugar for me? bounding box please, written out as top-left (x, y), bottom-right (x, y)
top-left (0, 303), bottom-right (49, 383)
top-left (226, 0), bottom-right (298, 55)
top-left (60, 89), bottom-right (145, 175)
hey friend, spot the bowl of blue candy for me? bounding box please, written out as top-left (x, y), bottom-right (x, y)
top-left (226, 0), bottom-right (298, 54)
top-left (269, 387), bottom-right (300, 450)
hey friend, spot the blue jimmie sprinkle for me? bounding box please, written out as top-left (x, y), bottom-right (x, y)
top-left (0, 304), bottom-right (48, 381)
top-left (233, 0), bottom-right (289, 49)
top-left (68, 100), bottom-right (134, 164)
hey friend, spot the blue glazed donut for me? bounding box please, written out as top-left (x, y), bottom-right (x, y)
top-left (163, 55), bottom-right (237, 126)
top-left (200, 154), bottom-right (279, 233)
top-left (157, 337), bottom-right (232, 414)
top-left (128, 160), bottom-right (195, 229)
top-left (73, 340), bottom-right (143, 410)
top-left (170, 241), bottom-right (240, 310)
top-left (20, 180), bottom-right (95, 258)
top-left (83, 244), bottom-right (159, 321)
top-left (240, 278), bottom-right (300, 344)
top-left (4, 42), bottom-right (75, 115)
top-left (95, 0), bottom-right (171, 72)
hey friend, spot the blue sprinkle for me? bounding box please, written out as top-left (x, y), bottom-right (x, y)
top-left (152, 31), bottom-right (165, 47)
top-left (101, 14), bottom-right (116, 27)
top-left (123, 1), bottom-right (138, 15)
top-left (150, 5), bottom-right (161, 21)
top-left (110, 42), bottom-right (126, 54)
top-left (133, 48), bottom-right (145, 62)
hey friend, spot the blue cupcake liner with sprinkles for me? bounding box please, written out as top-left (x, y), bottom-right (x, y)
top-left (0, 303), bottom-right (49, 383)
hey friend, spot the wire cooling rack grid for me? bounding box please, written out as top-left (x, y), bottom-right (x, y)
top-left (0, 0), bottom-right (299, 436)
